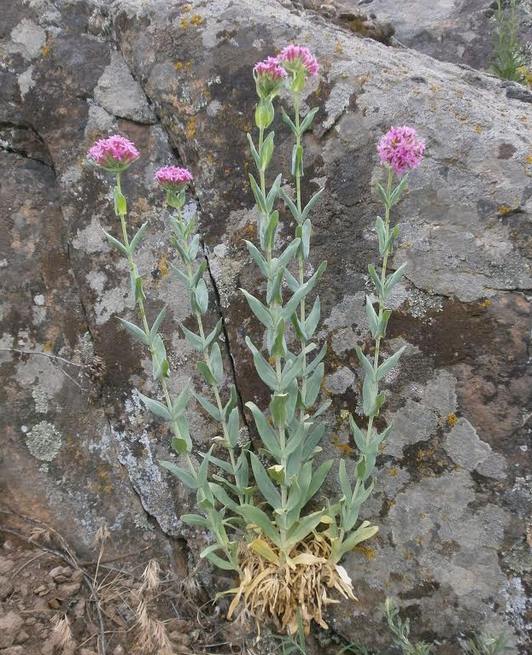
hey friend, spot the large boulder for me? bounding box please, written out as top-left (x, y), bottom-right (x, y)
top-left (1, 0), bottom-right (530, 651)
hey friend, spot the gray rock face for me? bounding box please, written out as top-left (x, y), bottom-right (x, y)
top-left (342, 0), bottom-right (532, 72)
top-left (1, 0), bottom-right (530, 651)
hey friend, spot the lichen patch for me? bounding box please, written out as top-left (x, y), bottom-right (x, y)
top-left (25, 420), bottom-right (62, 461)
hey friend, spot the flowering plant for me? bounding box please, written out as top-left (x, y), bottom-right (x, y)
top-left (87, 45), bottom-right (424, 635)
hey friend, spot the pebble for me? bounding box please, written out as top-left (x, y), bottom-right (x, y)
top-left (48, 565), bottom-right (73, 582)
top-left (0, 611), bottom-right (23, 648)
top-left (73, 597), bottom-right (86, 617)
top-left (0, 556), bottom-right (15, 575)
top-left (58, 581), bottom-right (81, 598)
top-left (0, 574), bottom-right (14, 600)
top-left (14, 630), bottom-right (30, 644)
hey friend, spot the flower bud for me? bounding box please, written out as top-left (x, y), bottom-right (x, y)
top-left (277, 45), bottom-right (319, 93)
top-left (154, 166), bottom-right (193, 208)
top-left (253, 56), bottom-right (287, 100)
top-left (255, 98), bottom-right (275, 129)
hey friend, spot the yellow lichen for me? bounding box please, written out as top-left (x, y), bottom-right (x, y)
top-left (158, 255), bottom-right (169, 278)
top-left (190, 14), bottom-right (204, 26)
top-left (497, 204), bottom-right (515, 216)
top-left (185, 117), bottom-right (197, 140)
top-left (355, 544), bottom-right (377, 560)
top-left (387, 466), bottom-right (399, 477)
top-left (479, 299), bottom-right (492, 309)
top-left (446, 413), bottom-right (458, 427)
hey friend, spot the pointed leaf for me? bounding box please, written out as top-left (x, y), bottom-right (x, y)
top-left (102, 229), bottom-right (129, 256)
top-left (138, 392), bottom-right (172, 421)
top-left (250, 452), bottom-right (282, 510)
top-left (130, 221), bottom-right (149, 252)
top-left (376, 346), bottom-right (406, 381)
top-left (160, 461), bottom-right (198, 489)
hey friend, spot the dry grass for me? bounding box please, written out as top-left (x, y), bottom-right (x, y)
top-left (227, 533), bottom-right (356, 635)
top-left (132, 558), bottom-right (179, 655)
top-left (50, 614), bottom-right (77, 653)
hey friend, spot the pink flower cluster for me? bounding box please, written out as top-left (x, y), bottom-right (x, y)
top-left (278, 44), bottom-right (319, 77)
top-left (154, 166), bottom-right (193, 191)
top-left (377, 126), bottom-right (425, 176)
top-left (87, 134), bottom-right (140, 170)
top-left (253, 56), bottom-right (287, 81)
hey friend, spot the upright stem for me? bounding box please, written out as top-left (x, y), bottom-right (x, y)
top-left (274, 356), bottom-right (288, 557)
top-left (115, 173), bottom-right (195, 476)
top-left (292, 95), bottom-right (307, 416)
top-left (183, 253), bottom-right (244, 505)
top-left (363, 167), bottom-right (394, 447)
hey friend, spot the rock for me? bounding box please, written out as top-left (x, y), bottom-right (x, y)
top-left (48, 565), bottom-right (73, 582)
top-left (368, 0), bottom-right (532, 71)
top-left (1, 647), bottom-right (25, 655)
top-left (58, 581), bottom-right (81, 598)
top-left (0, 611), bottom-right (24, 649)
top-left (94, 50), bottom-right (157, 124)
top-left (0, 574), bottom-right (14, 600)
top-left (0, 556), bottom-right (15, 575)
top-left (14, 630), bottom-right (30, 644)
top-left (73, 597), bottom-right (86, 618)
top-left (444, 417), bottom-right (507, 479)
top-left (0, 0), bottom-right (530, 651)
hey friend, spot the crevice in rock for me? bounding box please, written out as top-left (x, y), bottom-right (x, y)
top-left (202, 244), bottom-right (250, 429)
top-left (0, 121), bottom-right (55, 170)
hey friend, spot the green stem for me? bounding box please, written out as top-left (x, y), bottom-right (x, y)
top-left (363, 167), bottom-right (394, 448)
top-left (292, 94), bottom-right (307, 417)
top-left (274, 356), bottom-right (288, 558)
top-left (182, 241), bottom-right (244, 505)
top-left (115, 173), bottom-right (195, 477)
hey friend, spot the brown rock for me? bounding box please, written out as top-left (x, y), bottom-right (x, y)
top-left (48, 565), bottom-right (73, 582)
top-left (0, 611), bottom-right (24, 648)
top-left (0, 573), bottom-right (14, 600)
top-left (0, 556), bottom-right (15, 575)
top-left (73, 597), bottom-right (86, 618)
top-left (14, 630), bottom-right (30, 644)
top-left (58, 581), bottom-right (81, 598)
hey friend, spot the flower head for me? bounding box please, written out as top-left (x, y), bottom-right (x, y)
top-left (154, 165), bottom-right (193, 191)
top-left (278, 45), bottom-right (319, 92)
top-left (377, 126), bottom-right (425, 176)
top-left (253, 56), bottom-right (287, 99)
top-left (87, 134), bottom-right (140, 172)
top-left (155, 166), bottom-right (193, 209)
